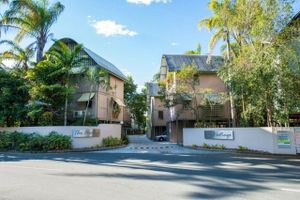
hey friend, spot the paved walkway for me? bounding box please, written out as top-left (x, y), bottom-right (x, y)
top-left (97, 135), bottom-right (221, 154)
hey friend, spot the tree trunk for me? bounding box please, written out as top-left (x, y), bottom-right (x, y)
top-left (267, 108), bottom-right (272, 127)
top-left (36, 39), bottom-right (46, 63)
top-left (83, 84), bottom-right (94, 125)
top-left (226, 31), bottom-right (237, 127)
top-left (64, 95), bottom-right (68, 126)
top-left (64, 81), bottom-right (69, 126)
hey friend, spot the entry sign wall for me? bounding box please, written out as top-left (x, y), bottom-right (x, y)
top-left (204, 130), bottom-right (234, 140)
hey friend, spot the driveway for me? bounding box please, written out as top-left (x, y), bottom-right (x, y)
top-left (99, 134), bottom-right (218, 154)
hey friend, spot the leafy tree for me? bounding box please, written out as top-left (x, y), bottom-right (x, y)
top-left (203, 0), bottom-right (299, 127)
top-left (1, 0), bottom-right (64, 62)
top-left (168, 65), bottom-right (226, 127)
top-left (0, 69), bottom-right (29, 126)
top-left (28, 41), bottom-right (86, 125)
top-left (124, 76), bottom-right (147, 128)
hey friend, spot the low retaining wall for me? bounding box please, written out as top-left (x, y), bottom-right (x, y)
top-left (183, 127), bottom-right (300, 155)
top-left (0, 124), bottom-right (121, 149)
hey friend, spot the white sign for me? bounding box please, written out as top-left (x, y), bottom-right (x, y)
top-left (72, 129), bottom-right (93, 138)
top-left (277, 131), bottom-right (291, 149)
top-left (204, 130), bottom-right (234, 140)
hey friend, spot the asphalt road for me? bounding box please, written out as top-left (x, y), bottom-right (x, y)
top-left (0, 152), bottom-right (300, 200)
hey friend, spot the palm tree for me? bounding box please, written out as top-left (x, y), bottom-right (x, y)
top-left (47, 41), bottom-right (86, 126)
top-left (0, 40), bottom-right (34, 70)
top-left (1, 0), bottom-right (64, 62)
top-left (83, 67), bottom-right (110, 126)
top-left (185, 43), bottom-right (201, 55)
top-left (199, 0), bottom-right (237, 126)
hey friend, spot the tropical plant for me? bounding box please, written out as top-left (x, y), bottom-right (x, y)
top-left (0, 131), bottom-right (71, 151)
top-left (83, 67), bottom-right (110, 125)
top-left (1, 0), bottom-right (64, 62)
top-left (202, 0), bottom-right (297, 127)
top-left (46, 41), bottom-right (86, 126)
top-left (199, 0), bottom-right (237, 126)
top-left (185, 43), bottom-right (201, 55)
top-left (0, 40), bottom-right (34, 70)
top-left (102, 136), bottom-right (122, 147)
top-left (28, 40), bottom-right (86, 125)
top-left (0, 69), bottom-right (29, 127)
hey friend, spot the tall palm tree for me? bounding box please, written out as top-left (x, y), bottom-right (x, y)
top-left (1, 0), bottom-right (64, 62)
top-left (0, 40), bottom-right (34, 70)
top-left (83, 67), bottom-right (110, 126)
top-left (199, 0), bottom-right (237, 126)
top-left (198, 0), bottom-right (236, 61)
top-left (47, 41), bottom-right (86, 126)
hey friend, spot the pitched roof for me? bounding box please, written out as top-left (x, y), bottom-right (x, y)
top-left (56, 38), bottom-right (126, 81)
top-left (162, 54), bottom-right (224, 72)
top-left (84, 47), bottom-right (126, 81)
top-left (147, 83), bottom-right (161, 97)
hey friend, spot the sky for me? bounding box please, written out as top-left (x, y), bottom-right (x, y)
top-left (1, 0), bottom-right (300, 91)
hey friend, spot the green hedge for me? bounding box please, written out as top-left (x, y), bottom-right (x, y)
top-left (0, 131), bottom-right (72, 152)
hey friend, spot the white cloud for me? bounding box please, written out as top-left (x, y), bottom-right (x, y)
top-left (171, 42), bottom-right (179, 46)
top-left (91, 20), bottom-right (138, 37)
top-left (127, 0), bottom-right (172, 5)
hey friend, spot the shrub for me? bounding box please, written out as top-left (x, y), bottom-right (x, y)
top-left (102, 136), bottom-right (122, 147)
top-left (0, 131), bottom-right (71, 152)
top-left (121, 134), bottom-right (129, 145)
top-left (0, 132), bottom-right (10, 150)
top-left (238, 145), bottom-right (248, 151)
top-left (46, 132), bottom-right (72, 150)
top-left (203, 143), bottom-right (210, 148)
top-left (192, 144), bottom-right (198, 148)
top-left (28, 134), bottom-right (48, 151)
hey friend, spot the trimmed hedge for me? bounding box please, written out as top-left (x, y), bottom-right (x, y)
top-left (0, 131), bottom-right (72, 152)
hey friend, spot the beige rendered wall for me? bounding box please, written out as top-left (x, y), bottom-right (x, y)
top-left (152, 97), bottom-right (167, 126)
top-left (97, 75), bottom-right (125, 122)
top-left (168, 73), bottom-right (230, 121)
top-left (0, 124), bottom-right (121, 149)
top-left (183, 127), bottom-right (298, 155)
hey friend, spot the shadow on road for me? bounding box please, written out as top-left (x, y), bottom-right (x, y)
top-left (1, 152), bottom-right (300, 199)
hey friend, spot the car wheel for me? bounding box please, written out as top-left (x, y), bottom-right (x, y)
top-left (159, 137), bottom-right (164, 141)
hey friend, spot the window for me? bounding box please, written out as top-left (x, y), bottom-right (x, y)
top-left (158, 111), bottom-right (164, 120)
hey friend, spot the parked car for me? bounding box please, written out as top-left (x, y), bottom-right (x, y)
top-left (155, 132), bottom-right (168, 141)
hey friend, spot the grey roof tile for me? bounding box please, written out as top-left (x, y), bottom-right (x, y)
top-left (147, 83), bottom-right (161, 97)
top-left (84, 48), bottom-right (126, 81)
top-left (163, 55), bottom-right (224, 72)
top-left (56, 38), bottom-right (126, 81)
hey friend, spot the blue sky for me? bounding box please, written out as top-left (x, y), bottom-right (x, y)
top-left (1, 0), bottom-right (300, 90)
